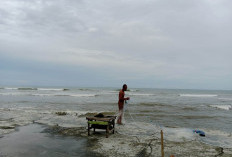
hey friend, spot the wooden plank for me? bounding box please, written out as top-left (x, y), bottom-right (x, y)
top-left (86, 116), bottom-right (116, 122)
top-left (88, 121), bottom-right (109, 125)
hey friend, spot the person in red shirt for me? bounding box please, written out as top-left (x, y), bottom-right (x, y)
top-left (117, 84), bottom-right (130, 124)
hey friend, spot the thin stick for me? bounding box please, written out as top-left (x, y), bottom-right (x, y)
top-left (161, 130), bottom-right (164, 157)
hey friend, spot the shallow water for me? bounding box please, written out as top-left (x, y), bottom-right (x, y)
top-left (0, 124), bottom-right (101, 157)
top-left (0, 87), bottom-right (232, 149)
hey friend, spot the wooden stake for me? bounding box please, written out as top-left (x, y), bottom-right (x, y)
top-left (161, 130), bottom-right (164, 157)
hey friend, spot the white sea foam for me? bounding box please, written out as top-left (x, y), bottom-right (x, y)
top-left (128, 89), bottom-right (139, 92)
top-left (163, 128), bottom-right (195, 142)
top-left (116, 121), bottom-right (160, 137)
top-left (2, 87), bottom-right (68, 91)
top-left (128, 93), bottom-right (155, 96)
top-left (70, 94), bottom-right (96, 97)
top-left (0, 93), bottom-right (26, 96)
top-left (37, 88), bottom-right (65, 91)
top-left (205, 129), bottom-right (231, 137)
top-left (179, 94), bottom-right (218, 97)
top-left (200, 129), bottom-right (232, 148)
top-left (31, 94), bottom-right (96, 97)
top-left (0, 129), bottom-right (15, 135)
top-left (116, 121), bottom-right (195, 142)
top-left (210, 105), bottom-right (231, 110)
top-left (31, 94), bottom-right (56, 97)
top-left (4, 87), bottom-right (18, 90)
top-left (108, 91), bottom-right (118, 93)
top-left (0, 108), bottom-right (92, 134)
top-left (218, 98), bottom-right (232, 101)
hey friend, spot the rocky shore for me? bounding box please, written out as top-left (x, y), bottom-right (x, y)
top-left (47, 124), bottom-right (232, 157)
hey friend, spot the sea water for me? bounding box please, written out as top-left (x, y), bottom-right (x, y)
top-left (0, 87), bottom-right (232, 148)
top-left (0, 124), bottom-right (101, 157)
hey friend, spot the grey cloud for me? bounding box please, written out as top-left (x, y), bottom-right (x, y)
top-left (0, 0), bottom-right (231, 89)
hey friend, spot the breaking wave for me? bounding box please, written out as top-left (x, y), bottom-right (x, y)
top-left (209, 105), bottom-right (231, 111)
top-left (31, 94), bottom-right (97, 97)
top-left (0, 93), bottom-right (96, 97)
top-left (0, 93), bottom-right (27, 96)
top-left (37, 88), bottom-right (69, 91)
top-left (128, 93), bottom-right (155, 96)
top-left (2, 87), bottom-right (69, 91)
top-left (179, 94), bottom-right (218, 97)
top-left (218, 98), bottom-right (232, 101)
top-left (3, 87), bottom-right (18, 90)
top-left (18, 88), bottom-right (37, 90)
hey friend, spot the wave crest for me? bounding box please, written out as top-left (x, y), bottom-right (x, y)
top-left (179, 94), bottom-right (218, 97)
top-left (128, 93), bottom-right (155, 96)
top-left (210, 105), bottom-right (231, 110)
top-left (2, 87), bottom-right (69, 91)
top-left (37, 88), bottom-right (68, 91)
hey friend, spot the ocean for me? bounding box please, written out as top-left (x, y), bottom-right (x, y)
top-left (0, 87), bottom-right (232, 155)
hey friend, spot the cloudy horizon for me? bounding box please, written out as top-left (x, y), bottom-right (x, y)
top-left (0, 0), bottom-right (231, 90)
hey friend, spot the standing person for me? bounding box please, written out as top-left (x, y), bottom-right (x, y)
top-left (117, 84), bottom-right (130, 124)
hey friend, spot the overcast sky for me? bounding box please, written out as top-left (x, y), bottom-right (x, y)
top-left (0, 0), bottom-right (231, 89)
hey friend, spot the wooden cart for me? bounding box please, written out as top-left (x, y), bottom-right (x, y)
top-left (86, 116), bottom-right (116, 138)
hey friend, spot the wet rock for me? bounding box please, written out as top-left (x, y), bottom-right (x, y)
top-left (89, 133), bottom-right (232, 157)
top-left (55, 112), bottom-right (67, 116)
top-left (136, 148), bottom-right (149, 157)
top-left (0, 126), bottom-right (15, 129)
top-left (215, 147), bottom-right (224, 156)
top-left (43, 124), bottom-right (87, 137)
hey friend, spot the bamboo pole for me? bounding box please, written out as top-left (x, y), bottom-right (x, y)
top-left (161, 130), bottom-right (164, 157)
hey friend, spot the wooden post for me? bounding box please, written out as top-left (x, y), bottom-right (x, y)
top-left (93, 120), bottom-right (96, 133)
top-left (88, 122), bottom-right (90, 136)
top-left (161, 130), bottom-right (164, 157)
top-left (112, 119), bottom-right (115, 134)
top-left (106, 124), bottom-right (109, 138)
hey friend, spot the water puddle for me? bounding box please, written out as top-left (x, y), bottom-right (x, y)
top-left (0, 124), bottom-right (102, 157)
